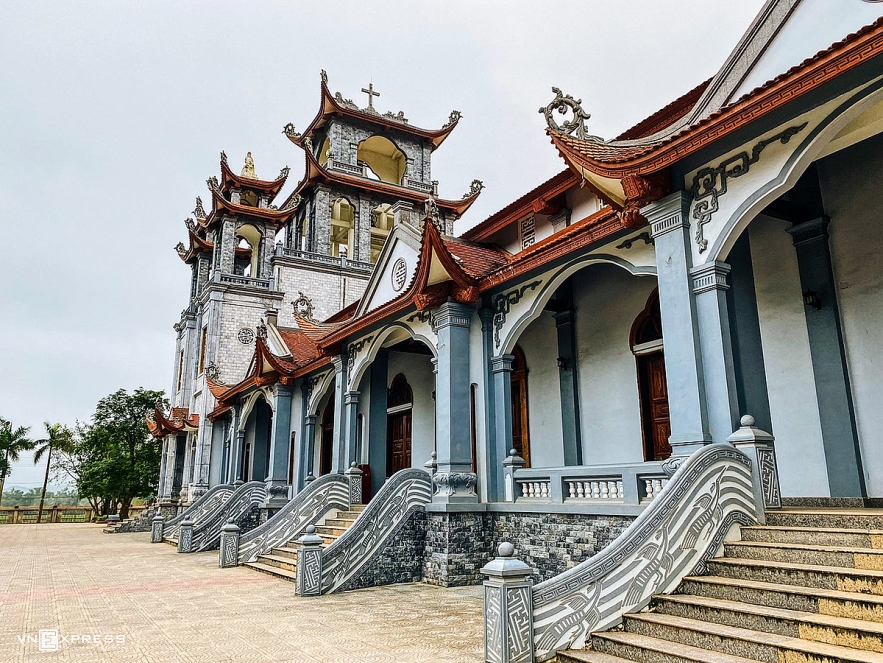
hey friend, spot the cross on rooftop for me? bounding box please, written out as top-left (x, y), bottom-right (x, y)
top-left (361, 82), bottom-right (380, 109)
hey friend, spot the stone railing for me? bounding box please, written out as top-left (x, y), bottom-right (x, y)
top-left (161, 483), bottom-right (233, 540)
top-left (506, 457), bottom-right (670, 508)
top-left (485, 443), bottom-right (760, 662)
top-left (213, 272), bottom-right (273, 290)
top-left (325, 157), bottom-right (366, 178)
top-left (0, 506), bottom-right (146, 524)
top-left (295, 468), bottom-right (432, 596)
top-left (221, 474), bottom-right (351, 567)
top-left (178, 481), bottom-right (266, 553)
top-left (274, 245), bottom-right (373, 273)
top-left (401, 176), bottom-right (434, 195)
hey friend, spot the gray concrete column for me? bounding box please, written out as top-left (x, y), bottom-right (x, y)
top-left (433, 302), bottom-right (477, 503)
top-left (344, 390), bottom-right (360, 469)
top-left (331, 355), bottom-right (348, 474)
top-left (297, 380), bottom-right (313, 490)
top-left (788, 217), bottom-right (864, 497)
top-left (553, 309), bottom-right (583, 465)
top-left (691, 261), bottom-right (741, 444)
top-left (368, 353), bottom-right (389, 497)
top-left (480, 308), bottom-right (500, 501)
top-left (157, 438), bottom-right (170, 500)
top-left (302, 414), bottom-right (318, 485)
top-left (491, 355), bottom-right (515, 500)
top-left (314, 186), bottom-right (332, 256)
top-left (726, 233), bottom-right (773, 434)
top-left (644, 191), bottom-right (712, 453)
top-left (266, 384), bottom-right (294, 505)
top-left (231, 430), bottom-right (246, 482)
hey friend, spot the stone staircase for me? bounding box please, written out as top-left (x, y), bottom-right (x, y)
top-left (242, 504), bottom-right (366, 581)
top-left (560, 508), bottom-right (883, 663)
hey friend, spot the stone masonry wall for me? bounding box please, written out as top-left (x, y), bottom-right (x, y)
top-left (423, 511), bottom-right (635, 587)
top-left (343, 510), bottom-right (427, 591)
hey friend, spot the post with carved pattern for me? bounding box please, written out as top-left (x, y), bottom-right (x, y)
top-left (177, 517), bottom-right (194, 553)
top-left (481, 543), bottom-right (534, 663)
top-left (296, 525), bottom-right (324, 597)
top-left (219, 521), bottom-right (240, 568)
top-left (728, 414), bottom-right (781, 526)
top-left (344, 462), bottom-right (363, 505)
top-left (502, 449), bottom-right (525, 503)
top-left (150, 513), bottom-right (165, 543)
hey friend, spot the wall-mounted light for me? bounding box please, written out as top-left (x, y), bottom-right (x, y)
top-left (803, 290), bottom-right (822, 311)
top-left (556, 356), bottom-right (568, 370)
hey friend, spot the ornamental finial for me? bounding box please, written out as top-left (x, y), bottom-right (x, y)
top-left (174, 242), bottom-right (186, 257)
top-left (464, 179), bottom-right (484, 198)
top-left (443, 110), bottom-right (462, 129)
top-left (282, 123), bottom-right (301, 139)
top-left (539, 87), bottom-right (592, 140)
top-left (241, 152), bottom-right (256, 179)
top-left (193, 196), bottom-right (207, 219)
top-left (320, 69), bottom-right (328, 84)
top-left (184, 218), bottom-right (196, 232)
top-left (220, 150), bottom-right (228, 165)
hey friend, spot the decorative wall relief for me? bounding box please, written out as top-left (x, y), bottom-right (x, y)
top-left (492, 281), bottom-right (542, 348)
top-left (691, 122), bottom-right (807, 252)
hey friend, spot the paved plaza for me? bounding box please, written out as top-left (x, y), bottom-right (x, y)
top-left (0, 524), bottom-right (484, 662)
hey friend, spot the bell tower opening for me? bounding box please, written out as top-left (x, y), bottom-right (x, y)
top-left (357, 135), bottom-right (406, 184)
top-left (234, 224), bottom-right (262, 277)
top-left (330, 197), bottom-right (355, 258)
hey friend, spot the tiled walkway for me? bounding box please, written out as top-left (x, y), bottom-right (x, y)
top-left (0, 524), bottom-right (484, 662)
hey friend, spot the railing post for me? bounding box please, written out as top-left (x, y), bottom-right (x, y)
top-left (151, 513), bottom-right (165, 543)
top-left (481, 543), bottom-right (534, 663)
top-left (344, 462), bottom-right (363, 505)
top-left (502, 449), bottom-right (525, 502)
top-left (728, 414), bottom-right (781, 525)
top-left (296, 525), bottom-right (324, 597)
top-left (219, 521), bottom-right (241, 568)
top-left (13, 506), bottom-right (20, 524)
top-left (424, 451), bottom-right (437, 477)
top-left (178, 517), bottom-right (194, 553)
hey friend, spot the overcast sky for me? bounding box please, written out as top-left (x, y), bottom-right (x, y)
top-left (0, 1), bottom-right (766, 491)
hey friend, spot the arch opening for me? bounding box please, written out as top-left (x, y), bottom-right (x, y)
top-left (357, 135), bottom-right (406, 185)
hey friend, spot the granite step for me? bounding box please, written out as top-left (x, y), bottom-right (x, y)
top-left (741, 525), bottom-right (883, 548)
top-left (724, 540), bottom-right (883, 569)
top-left (766, 509), bottom-right (883, 530)
top-left (706, 557), bottom-right (883, 595)
top-left (314, 525), bottom-right (349, 537)
top-left (243, 560), bottom-right (298, 582)
top-left (254, 553), bottom-right (298, 573)
top-left (324, 517), bottom-right (358, 528)
top-left (623, 612), bottom-right (883, 662)
top-left (269, 545), bottom-right (299, 560)
top-left (554, 650), bottom-right (632, 663)
top-left (654, 593), bottom-right (883, 652)
top-left (680, 575), bottom-right (883, 623)
top-left (591, 631), bottom-right (757, 663)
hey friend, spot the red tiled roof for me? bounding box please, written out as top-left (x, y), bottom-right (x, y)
top-left (441, 237), bottom-right (510, 279)
top-left (276, 327), bottom-right (321, 368)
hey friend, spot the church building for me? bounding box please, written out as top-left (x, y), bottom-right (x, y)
top-left (149, 2), bottom-right (883, 660)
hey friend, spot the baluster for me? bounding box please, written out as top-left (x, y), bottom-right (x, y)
top-left (576, 482), bottom-right (585, 499)
top-left (568, 482), bottom-right (576, 499)
top-left (616, 480), bottom-right (624, 499)
top-left (644, 479), bottom-right (654, 501)
top-left (590, 481), bottom-right (600, 499)
top-left (600, 482), bottom-right (609, 500)
top-left (655, 478), bottom-right (665, 495)
top-left (541, 482), bottom-right (550, 499)
top-left (606, 481), bottom-right (616, 499)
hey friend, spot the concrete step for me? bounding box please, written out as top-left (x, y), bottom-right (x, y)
top-left (741, 526), bottom-right (883, 548)
top-left (254, 553), bottom-right (298, 573)
top-left (591, 630), bottom-right (757, 663)
top-left (324, 517), bottom-right (358, 528)
top-left (706, 557), bottom-right (883, 595)
top-left (242, 561), bottom-right (297, 582)
top-left (724, 540), bottom-right (883, 570)
top-left (554, 650), bottom-right (633, 663)
top-left (654, 593), bottom-right (883, 653)
top-left (314, 525), bottom-right (348, 537)
top-left (766, 509), bottom-right (883, 530)
top-left (623, 611), bottom-right (883, 663)
top-left (680, 575), bottom-right (883, 623)
top-left (269, 545), bottom-right (299, 560)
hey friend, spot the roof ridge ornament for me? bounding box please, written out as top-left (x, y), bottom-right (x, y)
top-left (463, 179), bottom-right (484, 199)
top-left (320, 69), bottom-right (328, 85)
top-left (442, 110), bottom-right (462, 129)
top-left (282, 123), bottom-right (301, 139)
top-left (207, 176), bottom-right (221, 194)
top-left (539, 87), bottom-right (594, 140)
top-left (193, 197), bottom-right (207, 220)
top-left (174, 242), bottom-right (186, 257)
top-left (241, 152), bottom-right (256, 179)
top-left (184, 218), bottom-right (196, 232)
top-left (220, 150), bottom-right (228, 165)
top-left (278, 165), bottom-right (290, 179)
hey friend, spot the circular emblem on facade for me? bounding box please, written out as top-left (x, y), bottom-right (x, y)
top-left (391, 258), bottom-right (407, 292)
top-left (237, 328), bottom-right (255, 345)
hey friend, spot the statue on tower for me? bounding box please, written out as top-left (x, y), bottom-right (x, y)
top-left (241, 152), bottom-right (256, 179)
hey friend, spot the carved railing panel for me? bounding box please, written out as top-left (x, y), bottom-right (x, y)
top-left (189, 481), bottom-right (267, 552)
top-left (320, 468), bottom-right (432, 594)
top-left (237, 474), bottom-right (350, 564)
top-left (163, 483), bottom-right (233, 540)
top-left (530, 444), bottom-right (757, 661)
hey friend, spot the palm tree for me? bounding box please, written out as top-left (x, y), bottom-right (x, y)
top-left (33, 423), bottom-right (73, 524)
top-left (0, 418), bottom-right (33, 506)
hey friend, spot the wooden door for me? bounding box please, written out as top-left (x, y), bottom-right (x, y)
top-left (638, 351), bottom-right (672, 460)
top-left (510, 346), bottom-right (531, 467)
top-left (386, 410), bottom-right (413, 476)
top-left (320, 393), bottom-right (335, 476)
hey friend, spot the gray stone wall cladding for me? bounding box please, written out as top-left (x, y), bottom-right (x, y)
top-left (327, 118), bottom-right (429, 184)
top-left (343, 510), bottom-right (428, 591)
top-left (112, 507), bottom-right (156, 533)
top-left (276, 263), bottom-right (368, 324)
top-left (423, 512), bottom-right (635, 587)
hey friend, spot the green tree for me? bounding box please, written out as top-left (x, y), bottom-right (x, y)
top-left (0, 418), bottom-right (34, 506)
top-left (33, 423), bottom-right (75, 523)
top-left (78, 388), bottom-right (165, 519)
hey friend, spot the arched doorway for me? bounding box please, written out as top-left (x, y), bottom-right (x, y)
top-left (319, 393), bottom-right (335, 476)
top-left (510, 346), bottom-right (531, 467)
top-left (386, 374), bottom-right (413, 477)
top-left (631, 290), bottom-right (671, 460)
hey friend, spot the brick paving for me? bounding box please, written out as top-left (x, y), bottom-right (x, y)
top-left (0, 524), bottom-right (484, 662)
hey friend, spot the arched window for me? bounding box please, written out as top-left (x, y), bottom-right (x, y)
top-left (330, 197), bottom-right (355, 258)
top-left (234, 224), bottom-right (262, 277)
top-left (370, 203), bottom-right (395, 263)
top-left (357, 136), bottom-right (406, 185)
top-left (631, 289), bottom-right (671, 461)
